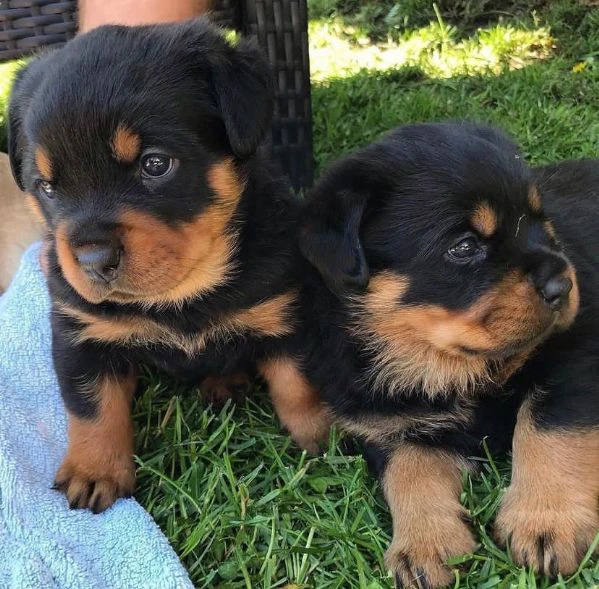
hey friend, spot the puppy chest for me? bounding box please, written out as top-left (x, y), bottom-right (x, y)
top-left (58, 291), bottom-right (297, 357)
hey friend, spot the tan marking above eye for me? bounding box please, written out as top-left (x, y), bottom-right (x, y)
top-left (111, 124), bottom-right (141, 164)
top-left (34, 146), bottom-right (53, 180)
top-left (470, 203), bottom-right (497, 237)
top-left (528, 185), bottom-right (542, 212)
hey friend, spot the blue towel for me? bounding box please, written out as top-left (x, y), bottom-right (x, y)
top-left (0, 244), bottom-right (193, 589)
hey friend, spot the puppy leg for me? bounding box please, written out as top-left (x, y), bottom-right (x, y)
top-left (258, 356), bottom-right (331, 454)
top-left (381, 444), bottom-right (476, 588)
top-left (199, 370), bottom-right (251, 405)
top-left (52, 321), bottom-right (137, 513)
top-left (495, 398), bottom-right (599, 576)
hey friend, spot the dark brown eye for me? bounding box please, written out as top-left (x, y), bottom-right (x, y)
top-left (449, 237), bottom-right (478, 258)
top-left (446, 235), bottom-right (486, 264)
top-left (141, 154), bottom-right (173, 178)
top-left (38, 180), bottom-right (55, 199)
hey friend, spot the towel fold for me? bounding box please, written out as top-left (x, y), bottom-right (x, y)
top-left (0, 243), bottom-right (193, 589)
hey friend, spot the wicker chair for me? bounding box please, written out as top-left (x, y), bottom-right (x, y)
top-left (0, 0), bottom-right (314, 192)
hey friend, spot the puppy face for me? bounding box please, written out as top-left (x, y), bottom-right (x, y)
top-left (302, 124), bottom-right (578, 396)
top-left (8, 20), bottom-right (273, 306)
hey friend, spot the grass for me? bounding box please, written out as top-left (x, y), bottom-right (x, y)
top-left (1, 1), bottom-right (599, 587)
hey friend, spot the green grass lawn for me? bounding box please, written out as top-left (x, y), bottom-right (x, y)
top-left (2, 1), bottom-right (598, 587)
top-left (133, 2), bottom-right (599, 587)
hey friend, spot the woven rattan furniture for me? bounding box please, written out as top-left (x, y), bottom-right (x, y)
top-left (0, 0), bottom-right (313, 191)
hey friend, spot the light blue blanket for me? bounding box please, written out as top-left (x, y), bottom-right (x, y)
top-left (0, 244), bottom-right (193, 589)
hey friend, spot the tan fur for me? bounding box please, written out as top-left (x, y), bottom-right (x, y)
top-left (351, 270), bottom-right (560, 399)
top-left (54, 372), bottom-right (137, 512)
top-left (556, 263), bottom-right (580, 330)
top-left (55, 221), bottom-right (89, 297)
top-left (57, 291), bottom-right (296, 354)
top-left (259, 356), bottom-right (332, 454)
top-left (339, 404), bottom-right (473, 448)
top-left (383, 446), bottom-right (476, 588)
top-left (111, 125), bottom-right (141, 164)
top-left (544, 220), bottom-right (557, 241)
top-left (34, 146), bottom-right (53, 179)
top-left (24, 193), bottom-right (47, 227)
top-left (495, 399), bottom-right (599, 576)
top-left (0, 154), bottom-right (44, 292)
top-left (54, 159), bottom-right (242, 306)
top-left (528, 186), bottom-right (542, 212)
top-left (471, 203), bottom-right (497, 237)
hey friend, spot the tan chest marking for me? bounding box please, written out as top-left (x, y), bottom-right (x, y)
top-left (58, 291), bottom-right (297, 355)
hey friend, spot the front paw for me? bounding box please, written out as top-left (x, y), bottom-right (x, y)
top-left (387, 514), bottom-right (476, 588)
top-left (495, 489), bottom-right (599, 576)
top-left (54, 454), bottom-right (135, 514)
top-left (285, 407), bottom-right (332, 455)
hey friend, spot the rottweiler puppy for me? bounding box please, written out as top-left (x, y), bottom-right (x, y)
top-left (283, 122), bottom-right (599, 586)
top-left (7, 19), bottom-right (330, 513)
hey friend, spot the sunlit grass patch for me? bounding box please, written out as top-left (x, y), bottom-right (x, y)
top-left (310, 17), bottom-right (553, 81)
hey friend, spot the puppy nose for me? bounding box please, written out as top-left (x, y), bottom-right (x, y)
top-left (74, 243), bottom-right (121, 283)
top-left (540, 275), bottom-right (572, 310)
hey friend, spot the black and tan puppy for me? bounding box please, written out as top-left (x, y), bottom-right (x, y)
top-left (8, 19), bottom-right (329, 512)
top-left (285, 123), bottom-right (598, 586)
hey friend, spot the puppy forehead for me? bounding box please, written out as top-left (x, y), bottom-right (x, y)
top-left (29, 120), bottom-right (140, 183)
top-left (27, 37), bottom-right (211, 158)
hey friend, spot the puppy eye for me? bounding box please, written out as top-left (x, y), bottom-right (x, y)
top-left (141, 154), bottom-right (173, 178)
top-left (446, 236), bottom-right (484, 263)
top-left (38, 180), bottom-right (55, 199)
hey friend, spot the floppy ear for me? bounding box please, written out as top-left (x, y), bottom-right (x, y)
top-left (6, 56), bottom-right (51, 191)
top-left (300, 164), bottom-right (371, 296)
top-left (7, 66), bottom-right (31, 191)
top-left (210, 37), bottom-right (274, 159)
top-left (464, 123), bottom-right (521, 156)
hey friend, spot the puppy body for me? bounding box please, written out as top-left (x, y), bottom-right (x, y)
top-left (9, 20), bottom-right (311, 512)
top-left (286, 123), bottom-right (599, 586)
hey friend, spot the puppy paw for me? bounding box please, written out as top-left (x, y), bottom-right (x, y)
top-left (54, 454), bottom-right (135, 514)
top-left (495, 491), bottom-right (599, 577)
top-left (387, 514), bottom-right (476, 588)
top-left (199, 371), bottom-right (251, 405)
top-left (286, 407), bottom-right (332, 454)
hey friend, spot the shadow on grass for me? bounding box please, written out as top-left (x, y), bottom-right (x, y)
top-left (312, 54), bottom-right (599, 173)
top-left (309, 0), bottom-right (578, 43)
top-left (310, 0), bottom-right (599, 173)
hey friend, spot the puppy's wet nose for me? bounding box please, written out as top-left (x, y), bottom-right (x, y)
top-left (74, 243), bottom-right (121, 283)
top-left (540, 275), bottom-right (572, 310)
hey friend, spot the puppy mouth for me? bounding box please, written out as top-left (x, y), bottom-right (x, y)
top-left (456, 315), bottom-right (559, 359)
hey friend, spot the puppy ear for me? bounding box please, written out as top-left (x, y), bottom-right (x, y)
top-left (300, 167), bottom-right (371, 296)
top-left (464, 123), bottom-right (521, 155)
top-left (7, 66), bottom-right (31, 191)
top-left (211, 38), bottom-right (274, 159)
